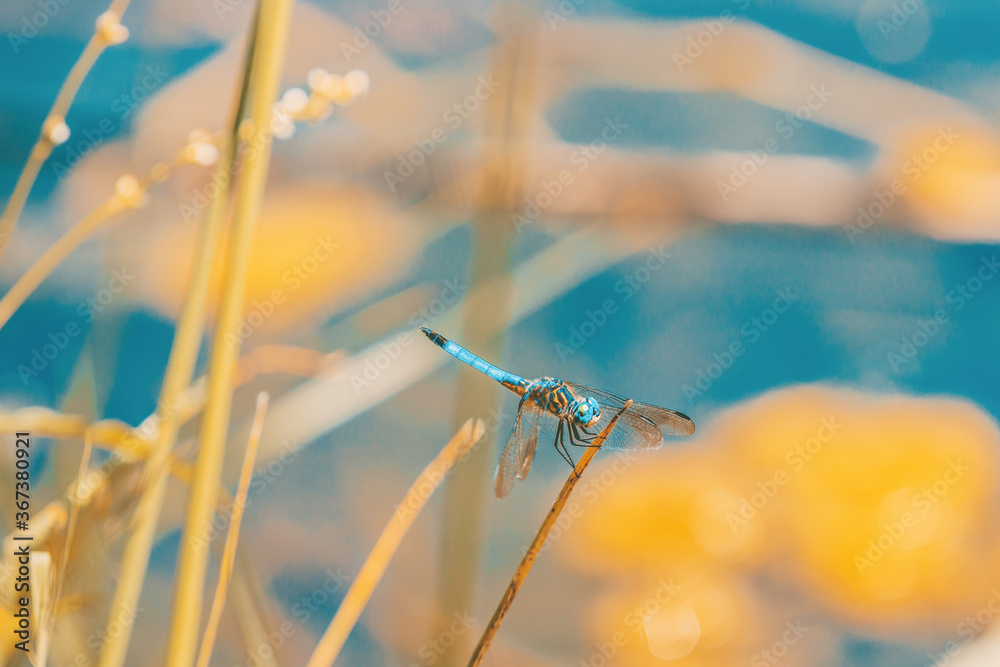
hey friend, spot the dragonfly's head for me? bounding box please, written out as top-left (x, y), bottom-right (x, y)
top-left (570, 397), bottom-right (601, 427)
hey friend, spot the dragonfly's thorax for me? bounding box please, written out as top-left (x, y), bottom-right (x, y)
top-left (525, 377), bottom-right (577, 418)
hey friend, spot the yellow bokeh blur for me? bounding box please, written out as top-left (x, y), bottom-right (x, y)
top-left (889, 123), bottom-right (1000, 238)
top-left (122, 183), bottom-right (418, 336)
top-left (559, 385), bottom-right (1000, 663)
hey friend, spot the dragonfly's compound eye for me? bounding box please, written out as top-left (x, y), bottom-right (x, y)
top-left (574, 397), bottom-right (601, 427)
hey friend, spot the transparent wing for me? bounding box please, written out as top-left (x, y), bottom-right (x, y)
top-left (494, 399), bottom-right (546, 499)
top-left (563, 382), bottom-right (696, 452)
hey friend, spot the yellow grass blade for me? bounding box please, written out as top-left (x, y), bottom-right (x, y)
top-left (96, 9), bottom-right (260, 664)
top-left (305, 419), bottom-right (487, 667)
top-left (165, 0), bottom-right (296, 664)
top-left (0, 3), bottom-right (132, 264)
top-left (195, 393), bottom-right (269, 667)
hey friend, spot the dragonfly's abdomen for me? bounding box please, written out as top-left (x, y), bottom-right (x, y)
top-left (421, 327), bottom-right (528, 393)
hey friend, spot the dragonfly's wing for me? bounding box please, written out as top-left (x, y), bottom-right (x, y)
top-left (516, 408), bottom-right (543, 481)
top-left (563, 383), bottom-right (695, 451)
top-left (494, 399), bottom-right (545, 499)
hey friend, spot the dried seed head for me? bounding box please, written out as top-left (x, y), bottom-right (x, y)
top-left (115, 174), bottom-right (145, 208)
top-left (281, 87), bottom-right (309, 115)
top-left (343, 70), bottom-right (370, 100)
top-left (95, 12), bottom-right (129, 45)
top-left (306, 67), bottom-right (329, 91)
top-left (43, 117), bottom-right (70, 145)
top-left (184, 141), bottom-right (219, 166)
top-left (270, 106), bottom-right (296, 140)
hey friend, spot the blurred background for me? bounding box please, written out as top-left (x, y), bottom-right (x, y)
top-left (2, 0), bottom-right (1000, 665)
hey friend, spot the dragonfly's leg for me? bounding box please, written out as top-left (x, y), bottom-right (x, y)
top-left (569, 421), bottom-right (601, 447)
top-left (553, 421), bottom-right (575, 469)
top-left (572, 419), bottom-right (601, 443)
top-left (560, 422), bottom-right (582, 471)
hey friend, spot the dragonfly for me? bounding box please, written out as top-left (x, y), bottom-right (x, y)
top-left (420, 327), bottom-right (696, 498)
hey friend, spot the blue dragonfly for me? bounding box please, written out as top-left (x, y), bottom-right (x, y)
top-left (420, 327), bottom-right (696, 498)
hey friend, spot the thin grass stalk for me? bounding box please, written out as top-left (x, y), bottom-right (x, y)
top-left (195, 393), bottom-right (268, 667)
top-left (0, 0), bottom-right (132, 264)
top-left (26, 427), bottom-right (93, 667)
top-left (29, 430), bottom-right (95, 666)
top-left (304, 418), bottom-right (486, 667)
top-left (437, 5), bottom-right (537, 657)
top-left (165, 0), bottom-right (296, 663)
top-left (0, 132), bottom-right (223, 334)
top-left (228, 552), bottom-right (281, 667)
top-left (466, 401), bottom-right (632, 666)
top-left (49, 430), bottom-right (95, 632)
top-left (95, 12), bottom-right (262, 667)
top-left (0, 197), bottom-right (127, 332)
top-left (0, 345), bottom-right (330, 468)
top-left (29, 551), bottom-right (53, 666)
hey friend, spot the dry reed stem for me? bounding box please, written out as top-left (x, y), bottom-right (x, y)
top-left (166, 0), bottom-right (295, 663)
top-left (195, 392), bottom-right (268, 667)
top-left (0, 197), bottom-right (127, 332)
top-left (175, 347), bottom-right (344, 425)
top-left (97, 16), bottom-right (258, 664)
top-left (305, 418), bottom-right (487, 667)
top-left (466, 400), bottom-right (633, 667)
top-left (29, 551), bottom-right (53, 666)
top-left (27, 431), bottom-right (96, 667)
top-left (437, 7), bottom-right (536, 655)
top-left (49, 431), bottom-right (95, 629)
top-left (0, 0), bottom-right (133, 264)
top-left (0, 345), bottom-right (338, 573)
top-left (227, 553), bottom-right (282, 667)
top-left (0, 137), bottom-right (218, 334)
